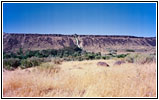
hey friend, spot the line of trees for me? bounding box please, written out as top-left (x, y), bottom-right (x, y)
top-left (3, 46), bottom-right (128, 70)
top-left (3, 46), bottom-right (83, 59)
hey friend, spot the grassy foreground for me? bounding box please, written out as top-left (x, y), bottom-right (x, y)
top-left (3, 59), bottom-right (156, 97)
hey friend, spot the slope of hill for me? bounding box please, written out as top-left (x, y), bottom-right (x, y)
top-left (3, 33), bottom-right (156, 53)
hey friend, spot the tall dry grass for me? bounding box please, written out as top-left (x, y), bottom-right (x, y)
top-left (3, 60), bottom-right (156, 97)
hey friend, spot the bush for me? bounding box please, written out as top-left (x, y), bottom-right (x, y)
top-left (126, 49), bottom-right (135, 52)
top-left (125, 53), bottom-right (156, 64)
top-left (20, 59), bottom-right (32, 68)
top-left (125, 53), bottom-right (138, 63)
top-left (87, 54), bottom-right (95, 60)
top-left (20, 57), bottom-right (43, 68)
top-left (3, 53), bottom-right (16, 59)
top-left (25, 50), bottom-right (39, 58)
top-left (117, 54), bottom-right (128, 58)
top-left (30, 57), bottom-right (43, 66)
top-left (72, 52), bottom-right (79, 57)
top-left (135, 54), bottom-right (156, 64)
top-left (41, 50), bottom-right (51, 57)
top-left (3, 65), bottom-right (14, 70)
top-left (95, 56), bottom-right (101, 59)
top-left (50, 49), bottom-right (57, 56)
top-left (3, 58), bottom-right (21, 70)
top-left (102, 56), bottom-right (110, 60)
top-left (3, 53), bottom-right (11, 59)
top-left (96, 52), bottom-right (101, 56)
top-left (102, 56), bottom-right (106, 60)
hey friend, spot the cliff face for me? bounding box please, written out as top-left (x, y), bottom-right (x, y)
top-left (3, 33), bottom-right (156, 53)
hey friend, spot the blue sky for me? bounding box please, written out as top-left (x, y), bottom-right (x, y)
top-left (3, 3), bottom-right (156, 37)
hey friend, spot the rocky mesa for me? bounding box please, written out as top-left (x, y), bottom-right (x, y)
top-left (3, 33), bottom-right (156, 53)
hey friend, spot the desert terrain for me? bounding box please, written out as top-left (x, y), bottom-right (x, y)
top-left (3, 33), bottom-right (156, 97)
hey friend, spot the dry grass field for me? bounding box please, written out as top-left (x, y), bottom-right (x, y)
top-left (3, 58), bottom-right (156, 97)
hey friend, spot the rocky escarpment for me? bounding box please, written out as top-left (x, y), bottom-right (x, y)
top-left (3, 33), bottom-right (156, 53)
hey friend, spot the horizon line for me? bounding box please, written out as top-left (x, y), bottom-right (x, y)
top-left (3, 32), bottom-right (156, 38)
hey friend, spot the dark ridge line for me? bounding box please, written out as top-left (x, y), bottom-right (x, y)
top-left (3, 33), bottom-right (156, 38)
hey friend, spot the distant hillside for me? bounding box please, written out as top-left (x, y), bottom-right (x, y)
top-left (3, 33), bottom-right (156, 53)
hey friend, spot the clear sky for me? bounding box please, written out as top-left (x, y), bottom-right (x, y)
top-left (3, 3), bottom-right (156, 37)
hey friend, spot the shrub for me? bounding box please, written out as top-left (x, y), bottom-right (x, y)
top-left (3, 58), bottom-right (21, 70)
top-left (3, 53), bottom-right (11, 59)
top-left (135, 54), bottom-right (156, 64)
top-left (95, 56), bottom-right (101, 59)
top-left (50, 49), bottom-right (57, 56)
top-left (117, 54), bottom-right (128, 58)
top-left (102, 56), bottom-right (106, 60)
top-left (63, 51), bottom-right (69, 57)
top-left (87, 54), bottom-right (95, 60)
top-left (20, 59), bottom-right (32, 68)
top-left (102, 56), bottom-right (110, 60)
top-left (125, 53), bottom-right (156, 64)
top-left (25, 50), bottom-right (39, 58)
top-left (34, 52), bottom-right (43, 58)
top-left (3, 65), bottom-right (14, 70)
top-left (30, 57), bottom-right (43, 66)
top-left (96, 52), bottom-right (101, 56)
top-left (126, 49), bottom-right (135, 52)
top-left (41, 50), bottom-right (52, 57)
top-left (125, 53), bottom-right (138, 63)
top-left (20, 57), bottom-right (43, 68)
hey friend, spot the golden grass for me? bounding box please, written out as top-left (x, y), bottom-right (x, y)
top-left (3, 59), bottom-right (156, 97)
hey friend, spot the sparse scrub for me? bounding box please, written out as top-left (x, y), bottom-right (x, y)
top-left (135, 54), bottom-right (156, 64)
top-left (2, 46), bottom-right (155, 72)
top-left (125, 53), bottom-right (156, 64)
